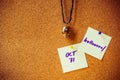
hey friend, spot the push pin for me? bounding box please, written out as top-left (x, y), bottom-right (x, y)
top-left (69, 45), bottom-right (74, 49)
top-left (98, 31), bottom-right (102, 35)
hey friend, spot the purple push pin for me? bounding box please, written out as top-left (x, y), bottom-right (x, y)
top-left (98, 31), bottom-right (102, 35)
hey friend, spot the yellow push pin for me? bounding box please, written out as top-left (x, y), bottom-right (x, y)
top-left (69, 45), bottom-right (74, 49)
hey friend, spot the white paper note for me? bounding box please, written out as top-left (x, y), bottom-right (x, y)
top-left (58, 43), bottom-right (88, 73)
top-left (82, 27), bottom-right (112, 60)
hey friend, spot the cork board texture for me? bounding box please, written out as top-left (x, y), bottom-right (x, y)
top-left (0, 0), bottom-right (120, 80)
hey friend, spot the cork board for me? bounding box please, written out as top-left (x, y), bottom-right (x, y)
top-left (0, 0), bottom-right (120, 80)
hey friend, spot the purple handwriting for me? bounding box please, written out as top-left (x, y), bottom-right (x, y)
top-left (65, 50), bottom-right (77, 63)
top-left (84, 37), bottom-right (106, 51)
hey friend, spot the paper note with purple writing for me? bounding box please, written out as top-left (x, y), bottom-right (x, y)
top-left (82, 27), bottom-right (112, 60)
top-left (58, 43), bottom-right (88, 73)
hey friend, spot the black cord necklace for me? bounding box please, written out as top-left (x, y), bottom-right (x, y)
top-left (60, 0), bottom-right (74, 38)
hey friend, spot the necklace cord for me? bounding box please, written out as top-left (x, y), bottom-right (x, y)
top-left (60, 0), bottom-right (74, 24)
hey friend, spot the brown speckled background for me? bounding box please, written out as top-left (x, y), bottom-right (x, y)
top-left (0, 0), bottom-right (120, 80)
